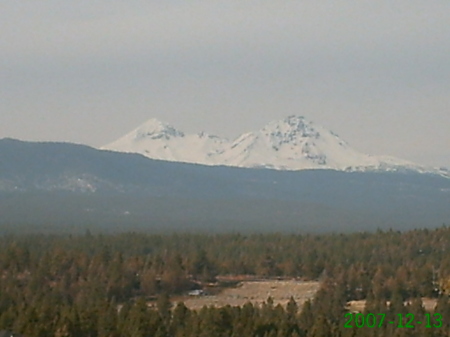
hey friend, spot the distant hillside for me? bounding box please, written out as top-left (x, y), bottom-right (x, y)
top-left (1, 138), bottom-right (449, 233)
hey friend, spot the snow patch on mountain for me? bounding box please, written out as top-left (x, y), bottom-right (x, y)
top-left (104, 118), bottom-right (229, 165)
top-left (102, 116), bottom-right (448, 176)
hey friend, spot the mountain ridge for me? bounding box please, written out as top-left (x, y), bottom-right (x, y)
top-left (103, 115), bottom-right (448, 176)
top-left (1, 138), bottom-right (450, 232)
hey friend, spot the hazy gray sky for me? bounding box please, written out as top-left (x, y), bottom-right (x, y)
top-left (1, 1), bottom-right (449, 167)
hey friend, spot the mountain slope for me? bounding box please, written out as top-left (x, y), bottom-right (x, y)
top-left (104, 118), bottom-right (228, 165)
top-left (220, 116), bottom-right (410, 170)
top-left (103, 116), bottom-right (446, 175)
top-left (1, 138), bottom-right (450, 233)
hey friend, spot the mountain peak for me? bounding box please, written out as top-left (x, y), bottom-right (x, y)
top-left (103, 115), bottom-right (442, 174)
top-left (284, 114), bottom-right (307, 124)
top-left (268, 115), bottom-right (307, 127)
top-left (257, 115), bottom-right (332, 152)
top-left (263, 115), bottom-right (317, 136)
top-left (134, 118), bottom-right (184, 140)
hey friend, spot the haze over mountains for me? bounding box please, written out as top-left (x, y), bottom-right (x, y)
top-left (103, 115), bottom-right (448, 176)
top-left (1, 135), bottom-right (449, 233)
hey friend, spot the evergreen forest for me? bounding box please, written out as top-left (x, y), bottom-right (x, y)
top-left (1, 227), bottom-right (450, 336)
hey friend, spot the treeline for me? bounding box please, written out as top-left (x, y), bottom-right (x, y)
top-left (3, 228), bottom-right (450, 298)
top-left (1, 277), bottom-right (449, 336)
top-left (1, 227), bottom-right (450, 336)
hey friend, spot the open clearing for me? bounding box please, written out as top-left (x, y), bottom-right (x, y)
top-left (346, 298), bottom-right (438, 312)
top-left (179, 280), bottom-right (320, 310)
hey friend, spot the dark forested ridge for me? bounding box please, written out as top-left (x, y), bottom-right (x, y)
top-left (1, 228), bottom-right (450, 336)
top-left (1, 138), bottom-right (450, 233)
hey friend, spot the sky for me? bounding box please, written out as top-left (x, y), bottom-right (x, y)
top-left (1, 1), bottom-right (450, 168)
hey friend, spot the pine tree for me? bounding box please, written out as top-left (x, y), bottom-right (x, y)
top-left (286, 297), bottom-right (298, 322)
top-left (156, 293), bottom-right (172, 326)
top-left (307, 315), bottom-right (332, 337)
top-left (299, 300), bottom-right (314, 332)
top-left (170, 302), bottom-right (190, 336)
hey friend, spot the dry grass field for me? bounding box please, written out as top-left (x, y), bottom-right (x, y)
top-left (346, 298), bottom-right (438, 313)
top-left (178, 280), bottom-right (320, 310)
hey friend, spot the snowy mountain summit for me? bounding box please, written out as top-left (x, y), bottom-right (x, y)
top-left (103, 116), bottom-right (448, 175)
top-left (104, 118), bottom-right (229, 165)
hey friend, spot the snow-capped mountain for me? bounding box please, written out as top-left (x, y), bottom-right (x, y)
top-left (104, 118), bottom-right (228, 165)
top-left (102, 116), bottom-right (448, 175)
top-left (219, 116), bottom-right (411, 171)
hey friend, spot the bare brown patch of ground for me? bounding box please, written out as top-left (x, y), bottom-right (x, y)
top-left (346, 300), bottom-right (366, 313)
top-left (178, 280), bottom-right (320, 310)
top-left (346, 298), bottom-right (438, 313)
top-left (417, 298), bottom-right (437, 311)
